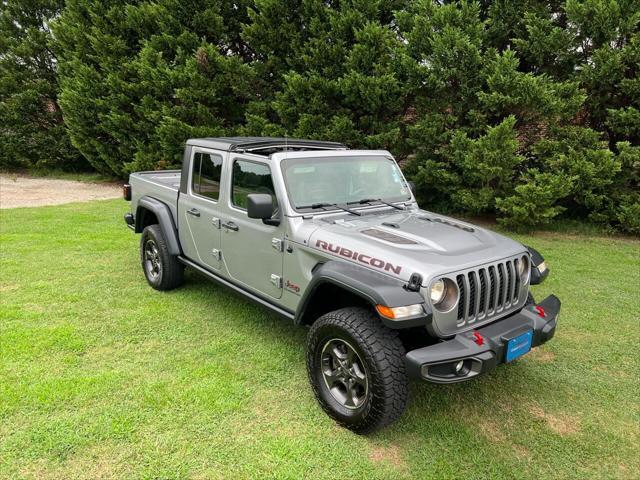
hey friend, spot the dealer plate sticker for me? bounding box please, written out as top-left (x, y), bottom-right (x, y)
top-left (505, 330), bottom-right (533, 362)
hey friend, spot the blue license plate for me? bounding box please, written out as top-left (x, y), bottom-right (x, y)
top-left (505, 330), bottom-right (533, 362)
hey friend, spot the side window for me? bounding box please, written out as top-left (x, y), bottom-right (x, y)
top-left (231, 160), bottom-right (277, 210)
top-left (191, 152), bottom-right (223, 201)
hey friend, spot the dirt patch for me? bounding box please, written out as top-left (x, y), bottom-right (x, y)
top-left (512, 444), bottom-right (531, 460)
top-left (529, 404), bottom-right (580, 435)
top-left (476, 418), bottom-right (531, 459)
top-left (369, 444), bottom-right (408, 472)
top-left (477, 420), bottom-right (505, 443)
top-left (0, 282), bottom-right (19, 292)
top-left (528, 347), bottom-right (556, 363)
top-left (0, 175), bottom-right (121, 209)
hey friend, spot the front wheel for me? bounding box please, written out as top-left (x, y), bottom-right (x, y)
top-left (306, 307), bottom-right (409, 434)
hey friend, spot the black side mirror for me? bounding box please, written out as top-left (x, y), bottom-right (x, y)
top-left (247, 193), bottom-right (279, 225)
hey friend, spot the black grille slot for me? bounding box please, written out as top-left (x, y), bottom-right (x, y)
top-left (488, 266), bottom-right (496, 310)
top-left (456, 274), bottom-right (465, 321)
top-left (506, 261), bottom-right (513, 305)
top-left (467, 272), bottom-right (476, 318)
top-left (514, 260), bottom-right (521, 300)
top-left (497, 263), bottom-right (505, 308)
top-left (478, 268), bottom-right (486, 316)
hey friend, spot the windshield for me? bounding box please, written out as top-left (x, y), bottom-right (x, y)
top-left (282, 155), bottom-right (411, 211)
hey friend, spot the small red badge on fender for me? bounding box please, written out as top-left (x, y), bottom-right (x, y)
top-left (285, 280), bottom-right (300, 295)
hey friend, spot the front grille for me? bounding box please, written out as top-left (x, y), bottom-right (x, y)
top-left (455, 257), bottom-right (525, 327)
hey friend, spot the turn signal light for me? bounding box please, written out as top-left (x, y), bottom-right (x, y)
top-left (375, 304), bottom-right (424, 320)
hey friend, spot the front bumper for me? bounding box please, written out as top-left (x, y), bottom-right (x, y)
top-left (406, 294), bottom-right (560, 383)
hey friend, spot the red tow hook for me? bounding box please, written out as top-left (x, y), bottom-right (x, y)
top-left (472, 331), bottom-right (484, 346)
top-left (534, 305), bottom-right (546, 318)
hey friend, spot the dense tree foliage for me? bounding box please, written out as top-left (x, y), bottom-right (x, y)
top-left (52, 0), bottom-right (256, 175)
top-left (0, 0), bottom-right (85, 170)
top-left (3, 0), bottom-right (638, 232)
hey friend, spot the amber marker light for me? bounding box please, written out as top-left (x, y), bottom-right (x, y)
top-left (376, 304), bottom-right (424, 320)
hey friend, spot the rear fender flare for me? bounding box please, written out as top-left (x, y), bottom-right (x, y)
top-left (135, 196), bottom-right (181, 255)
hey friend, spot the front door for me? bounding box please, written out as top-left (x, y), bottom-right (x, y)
top-left (178, 150), bottom-right (224, 271)
top-left (221, 158), bottom-right (284, 299)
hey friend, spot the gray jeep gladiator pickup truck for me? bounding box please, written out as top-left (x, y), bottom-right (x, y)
top-left (123, 137), bottom-right (559, 433)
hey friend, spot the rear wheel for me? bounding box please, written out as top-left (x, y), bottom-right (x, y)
top-left (140, 225), bottom-right (184, 291)
top-left (306, 307), bottom-right (409, 434)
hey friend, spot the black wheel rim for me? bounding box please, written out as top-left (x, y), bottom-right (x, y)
top-left (144, 239), bottom-right (161, 280)
top-left (320, 338), bottom-right (368, 410)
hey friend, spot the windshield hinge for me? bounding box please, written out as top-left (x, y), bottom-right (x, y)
top-left (270, 274), bottom-right (283, 289)
top-left (271, 238), bottom-right (284, 252)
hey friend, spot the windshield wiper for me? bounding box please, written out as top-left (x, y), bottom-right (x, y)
top-left (297, 202), bottom-right (361, 216)
top-left (349, 198), bottom-right (405, 210)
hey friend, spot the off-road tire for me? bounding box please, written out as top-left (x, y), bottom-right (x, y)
top-left (140, 225), bottom-right (184, 291)
top-left (306, 307), bottom-right (409, 434)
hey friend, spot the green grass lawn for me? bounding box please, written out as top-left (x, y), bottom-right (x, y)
top-left (1, 200), bottom-right (638, 479)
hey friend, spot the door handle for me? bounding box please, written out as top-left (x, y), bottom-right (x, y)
top-left (187, 208), bottom-right (200, 217)
top-left (221, 221), bottom-right (239, 232)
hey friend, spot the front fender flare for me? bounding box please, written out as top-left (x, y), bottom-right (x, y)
top-left (294, 261), bottom-right (430, 329)
top-left (135, 196), bottom-right (182, 255)
top-left (526, 245), bottom-right (549, 285)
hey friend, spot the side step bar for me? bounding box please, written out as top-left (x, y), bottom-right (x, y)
top-left (177, 256), bottom-right (295, 321)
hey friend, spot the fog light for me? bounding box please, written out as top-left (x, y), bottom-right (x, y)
top-left (454, 360), bottom-right (464, 373)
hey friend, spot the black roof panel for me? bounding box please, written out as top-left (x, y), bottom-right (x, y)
top-left (186, 136), bottom-right (346, 153)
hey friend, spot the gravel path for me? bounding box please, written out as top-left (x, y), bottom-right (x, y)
top-left (0, 175), bottom-right (122, 209)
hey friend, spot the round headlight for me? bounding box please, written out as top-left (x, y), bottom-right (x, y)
top-left (517, 255), bottom-right (530, 283)
top-left (517, 258), bottom-right (525, 275)
top-left (430, 279), bottom-right (446, 304)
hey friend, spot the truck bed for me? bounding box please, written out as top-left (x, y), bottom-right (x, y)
top-left (129, 170), bottom-right (181, 223)
top-left (132, 170), bottom-right (181, 190)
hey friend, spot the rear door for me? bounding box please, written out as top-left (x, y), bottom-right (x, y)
top-left (220, 157), bottom-right (284, 299)
top-left (177, 149), bottom-right (224, 270)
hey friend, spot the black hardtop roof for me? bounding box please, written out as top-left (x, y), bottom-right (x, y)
top-left (186, 136), bottom-right (346, 153)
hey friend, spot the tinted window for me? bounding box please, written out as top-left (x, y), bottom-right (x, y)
top-left (232, 160), bottom-right (277, 209)
top-left (191, 152), bottom-right (222, 201)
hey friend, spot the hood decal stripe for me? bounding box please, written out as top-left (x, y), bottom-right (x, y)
top-left (315, 240), bottom-right (403, 275)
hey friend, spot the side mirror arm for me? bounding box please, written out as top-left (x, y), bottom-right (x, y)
top-left (263, 218), bottom-right (281, 226)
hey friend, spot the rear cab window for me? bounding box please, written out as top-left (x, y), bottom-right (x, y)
top-left (191, 152), bottom-right (223, 201)
top-left (231, 159), bottom-right (278, 211)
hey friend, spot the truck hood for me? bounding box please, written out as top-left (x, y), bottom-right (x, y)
top-left (305, 208), bottom-right (526, 285)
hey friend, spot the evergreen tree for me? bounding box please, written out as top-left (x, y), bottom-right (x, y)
top-left (399, 0), bottom-right (638, 232)
top-left (54, 0), bottom-right (255, 175)
top-left (46, 0), bottom-right (638, 232)
top-left (0, 0), bottom-right (84, 170)
top-left (240, 0), bottom-right (409, 150)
